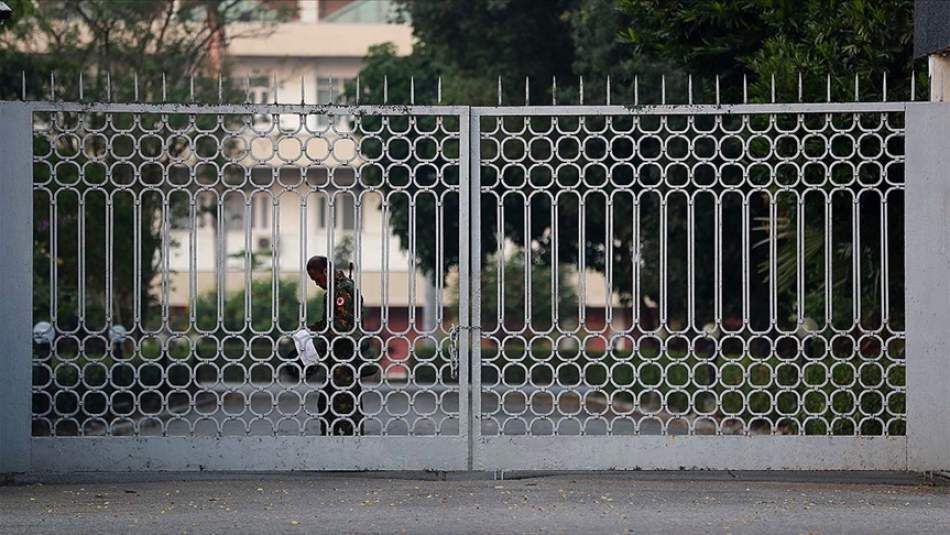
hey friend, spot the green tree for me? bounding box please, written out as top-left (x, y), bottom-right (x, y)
top-left (352, 0), bottom-right (671, 315)
top-left (618, 0), bottom-right (917, 102)
top-left (6, 0), bottom-right (286, 434)
top-left (2, 1), bottom-right (283, 331)
top-left (618, 0), bottom-right (913, 329)
top-left (449, 249), bottom-right (580, 333)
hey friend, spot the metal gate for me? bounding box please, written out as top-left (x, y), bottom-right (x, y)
top-left (2, 96), bottom-right (949, 472)
top-left (468, 103), bottom-right (909, 470)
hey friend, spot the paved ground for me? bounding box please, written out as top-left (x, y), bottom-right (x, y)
top-left (3, 472), bottom-right (950, 534)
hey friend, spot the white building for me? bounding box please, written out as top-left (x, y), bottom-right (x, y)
top-left (166, 0), bottom-right (447, 329)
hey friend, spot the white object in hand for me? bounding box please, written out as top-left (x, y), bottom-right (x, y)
top-left (293, 329), bottom-right (320, 365)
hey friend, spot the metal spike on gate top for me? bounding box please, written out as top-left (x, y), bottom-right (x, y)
top-left (688, 74), bottom-right (693, 105)
top-left (50, 71), bottom-right (55, 101)
top-left (106, 71), bottom-right (112, 102)
top-left (661, 74), bottom-right (666, 105)
top-left (79, 71), bottom-right (84, 101)
top-left (605, 75), bottom-right (610, 106)
top-left (356, 75), bottom-right (361, 104)
top-left (797, 72), bottom-right (802, 102)
top-left (715, 75), bottom-right (720, 105)
top-left (410, 76), bottom-right (415, 105)
top-left (497, 75), bottom-right (502, 105)
top-left (826, 73), bottom-right (832, 102)
top-left (162, 72), bottom-right (168, 102)
top-left (133, 72), bottom-right (139, 102)
top-left (579, 75), bottom-right (584, 105)
top-left (634, 75), bottom-right (639, 106)
top-left (436, 76), bottom-right (441, 104)
top-left (244, 75), bottom-right (250, 104)
top-left (272, 72), bottom-right (278, 104)
top-left (383, 74), bottom-right (388, 104)
top-left (854, 73), bottom-right (859, 102)
top-left (770, 73), bottom-right (775, 103)
top-left (552, 75), bottom-right (557, 105)
top-left (190, 74), bottom-right (195, 102)
top-left (21, 70), bottom-right (26, 101)
top-left (882, 71), bottom-right (888, 102)
top-left (525, 76), bottom-right (530, 106)
top-left (300, 75), bottom-right (305, 105)
top-left (743, 74), bottom-right (748, 104)
top-left (218, 75), bottom-right (223, 104)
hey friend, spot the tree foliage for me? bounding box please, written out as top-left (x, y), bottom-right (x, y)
top-left (618, 0), bottom-right (918, 101)
top-left (2, 1), bottom-right (282, 330)
top-left (358, 0), bottom-right (913, 331)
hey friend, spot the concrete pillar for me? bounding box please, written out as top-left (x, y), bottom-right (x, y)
top-left (0, 103), bottom-right (34, 477)
top-left (930, 54), bottom-right (950, 102)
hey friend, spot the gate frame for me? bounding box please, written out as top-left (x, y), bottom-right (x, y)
top-left (462, 102), bottom-right (931, 472)
top-left (2, 101), bottom-right (475, 473)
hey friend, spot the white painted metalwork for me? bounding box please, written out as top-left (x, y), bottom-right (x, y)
top-left (0, 74), bottom-right (937, 471)
top-left (24, 100), bottom-right (472, 469)
top-left (469, 103), bottom-right (908, 469)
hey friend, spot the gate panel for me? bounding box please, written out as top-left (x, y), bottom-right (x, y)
top-left (29, 103), bottom-right (470, 470)
top-left (470, 104), bottom-right (908, 470)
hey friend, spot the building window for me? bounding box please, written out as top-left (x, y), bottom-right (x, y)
top-left (259, 196), bottom-right (269, 229)
top-left (316, 77), bottom-right (346, 104)
top-left (225, 196), bottom-right (244, 231)
top-left (315, 77), bottom-right (352, 129)
top-left (317, 195), bottom-right (356, 230)
top-left (319, 0), bottom-right (403, 24)
top-left (248, 75), bottom-right (271, 104)
top-left (248, 196), bottom-right (270, 230)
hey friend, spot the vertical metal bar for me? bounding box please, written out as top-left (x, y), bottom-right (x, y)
top-left (470, 108), bottom-right (482, 469)
top-left (188, 194), bottom-right (197, 330)
top-left (299, 193), bottom-right (308, 330)
top-left (632, 193), bottom-right (640, 328)
top-left (460, 107), bottom-right (475, 469)
top-left (714, 192), bottom-right (722, 328)
top-left (687, 192), bottom-right (695, 333)
top-left (161, 192), bottom-right (171, 331)
top-left (216, 193), bottom-right (226, 332)
top-left (0, 103), bottom-right (32, 474)
top-left (906, 102), bottom-right (950, 470)
top-left (824, 191), bottom-right (832, 331)
top-left (796, 193), bottom-right (805, 328)
top-left (659, 193), bottom-right (668, 329)
top-left (605, 193), bottom-right (614, 328)
top-left (741, 193), bottom-right (750, 329)
top-left (105, 192), bottom-right (114, 328)
top-left (269, 193), bottom-right (279, 332)
top-left (78, 190), bottom-right (87, 329)
top-left (408, 191), bottom-right (417, 329)
top-left (133, 190), bottom-right (142, 329)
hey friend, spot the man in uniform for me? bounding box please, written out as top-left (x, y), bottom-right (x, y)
top-left (297, 255), bottom-right (374, 436)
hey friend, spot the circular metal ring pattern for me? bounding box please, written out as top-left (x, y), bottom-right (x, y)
top-left (30, 105), bottom-right (904, 440)
top-left (32, 108), bottom-right (462, 437)
top-left (478, 110), bottom-right (904, 438)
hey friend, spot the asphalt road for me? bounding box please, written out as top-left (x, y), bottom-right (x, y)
top-left (3, 472), bottom-right (949, 534)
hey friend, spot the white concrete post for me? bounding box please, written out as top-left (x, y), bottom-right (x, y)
top-left (0, 102), bottom-right (33, 476)
top-left (930, 54), bottom-right (950, 102)
top-left (906, 102), bottom-right (950, 471)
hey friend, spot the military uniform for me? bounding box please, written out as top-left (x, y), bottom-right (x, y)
top-left (307, 269), bottom-right (374, 436)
